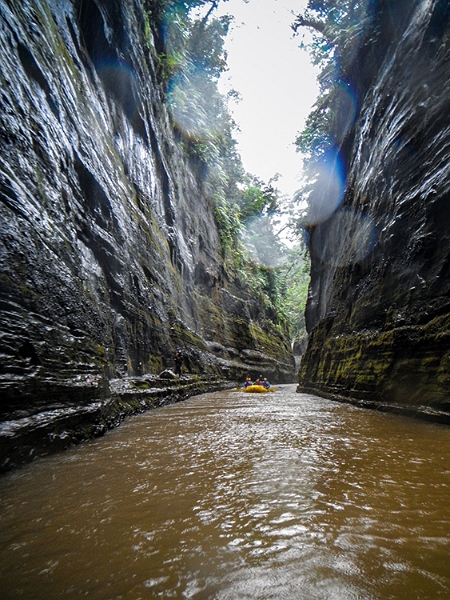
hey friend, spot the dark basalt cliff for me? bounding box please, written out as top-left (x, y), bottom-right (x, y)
top-left (0, 0), bottom-right (295, 470)
top-left (298, 0), bottom-right (450, 423)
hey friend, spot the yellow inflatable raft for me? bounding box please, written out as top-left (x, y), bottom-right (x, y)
top-left (242, 385), bottom-right (275, 393)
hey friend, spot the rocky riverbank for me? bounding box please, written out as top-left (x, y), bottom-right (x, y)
top-left (0, 373), bottom-right (237, 473)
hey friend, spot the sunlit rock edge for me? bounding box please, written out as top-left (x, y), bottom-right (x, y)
top-left (0, 0), bottom-right (295, 471)
top-left (297, 0), bottom-right (450, 424)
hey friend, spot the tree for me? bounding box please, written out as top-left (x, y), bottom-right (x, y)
top-left (292, 0), bottom-right (370, 65)
top-left (289, 0), bottom-right (372, 239)
top-left (292, 0), bottom-right (370, 160)
top-left (238, 176), bottom-right (278, 223)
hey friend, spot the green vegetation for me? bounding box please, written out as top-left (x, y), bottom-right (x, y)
top-left (278, 245), bottom-right (310, 347)
top-left (292, 0), bottom-right (370, 161)
top-left (144, 0), bottom-right (311, 346)
top-left (291, 1), bottom-right (371, 231)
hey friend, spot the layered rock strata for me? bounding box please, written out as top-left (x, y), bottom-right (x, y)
top-left (0, 0), bottom-right (295, 468)
top-left (298, 0), bottom-right (450, 423)
top-left (0, 374), bottom-right (236, 472)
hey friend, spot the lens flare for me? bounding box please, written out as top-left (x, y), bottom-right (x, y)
top-left (310, 210), bottom-right (376, 267)
top-left (299, 151), bottom-right (346, 226)
top-left (240, 216), bottom-right (288, 268)
top-left (334, 82), bottom-right (357, 142)
top-left (167, 67), bottom-right (221, 140)
top-left (95, 61), bottom-right (140, 121)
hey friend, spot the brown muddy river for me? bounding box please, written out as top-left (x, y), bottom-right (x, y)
top-left (0, 384), bottom-right (449, 599)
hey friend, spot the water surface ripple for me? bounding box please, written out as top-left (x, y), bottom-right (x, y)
top-left (1, 385), bottom-right (449, 598)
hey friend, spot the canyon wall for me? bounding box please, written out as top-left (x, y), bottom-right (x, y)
top-left (298, 0), bottom-right (450, 422)
top-left (0, 0), bottom-right (295, 468)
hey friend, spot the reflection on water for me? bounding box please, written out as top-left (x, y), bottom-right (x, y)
top-left (0, 384), bottom-right (449, 599)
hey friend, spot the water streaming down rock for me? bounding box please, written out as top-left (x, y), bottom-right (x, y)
top-left (0, 0), bottom-right (295, 470)
top-left (298, 0), bottom-right (450, 422)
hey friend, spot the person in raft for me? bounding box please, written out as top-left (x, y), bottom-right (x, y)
top-left (243, 377), bottom-right (253, 388)
top-left (254, 375), bottom-right (262, 386)
top-left (262, 377), bottom-right (271, 389)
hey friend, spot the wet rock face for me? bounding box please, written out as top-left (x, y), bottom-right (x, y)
top-left (0, 0), bottom-right (295, 421)
top-left (298, 0), bottom-right (450, 421)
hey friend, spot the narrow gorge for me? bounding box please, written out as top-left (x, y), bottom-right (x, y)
top-left (2, 0), bottom-right (450, 473)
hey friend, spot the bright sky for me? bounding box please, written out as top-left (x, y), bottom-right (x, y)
top-left (216, 0), bottom-right (319, 198)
